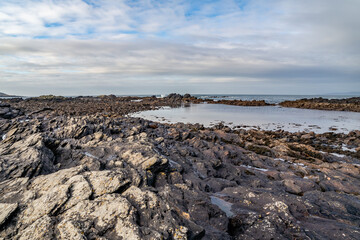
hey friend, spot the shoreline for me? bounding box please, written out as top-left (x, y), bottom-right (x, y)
top-left (0, 94), bottom-right (360, 239)
top-left (1, 94), bottom-right (360, 115)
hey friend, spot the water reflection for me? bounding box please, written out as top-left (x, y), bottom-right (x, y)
top-left (130, 104), bottom-right (360, 133)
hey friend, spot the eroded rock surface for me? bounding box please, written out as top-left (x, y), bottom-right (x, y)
top-left (1, 97), bottom-right (360, 239)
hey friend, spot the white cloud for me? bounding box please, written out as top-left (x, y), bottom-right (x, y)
top-left (0, 0), bottom-right (359, 95)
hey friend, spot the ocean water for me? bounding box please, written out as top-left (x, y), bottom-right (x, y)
top-left (1, 93), bottom-right (358, 103)
top-left (192, 94), bottom-right (360, 104)
top-left (130, 103), bottom-right (360, 134)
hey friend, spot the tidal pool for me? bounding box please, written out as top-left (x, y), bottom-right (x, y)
top-left (130, 104), bottom-right (360, 133)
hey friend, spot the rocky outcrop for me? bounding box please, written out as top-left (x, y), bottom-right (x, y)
top-left (1, 94), bottom-right (279, 120)
top-left (209, 99), bottom-right (273, 106)
top-left (0, 97), bottom-right (360, 239)
top-left (0, 133), bottom-right (55, 181)
top-left (280, 97), bottom-right (360, 112)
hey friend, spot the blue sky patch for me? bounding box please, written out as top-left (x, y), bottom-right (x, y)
top-left (44, 22), bottom-right (63, 28)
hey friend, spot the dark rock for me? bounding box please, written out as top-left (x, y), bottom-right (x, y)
top-left (0, 96), bottom-right (359, 239)
top-left (280, 97), bottom-right (360, 112)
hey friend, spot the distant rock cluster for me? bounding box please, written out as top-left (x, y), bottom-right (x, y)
top-left (280, 97), bottom-right (360, 112)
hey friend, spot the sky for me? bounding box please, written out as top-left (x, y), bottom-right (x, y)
top-left (0, 0), bottom-right (359, 96)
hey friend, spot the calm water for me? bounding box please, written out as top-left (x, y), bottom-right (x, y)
top-left (2, 93), bottom-right (358, 103)
top-left (130, 104), bottom-right (360, 133)
top-left (192, 94), bottom-right (360, 104)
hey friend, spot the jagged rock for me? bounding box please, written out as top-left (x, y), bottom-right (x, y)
top-left (57, 220), bottom-right (87, 240)
top-left (29, 166), bottom-right (85, 195)
top-left (16, 215), bottom-right (54, 240)
top-left (0, 203), bottom-right (18, 226)
top-left (20, 184), bottom-right (69, 226)
top-left (59, 194), bottom-right (141, 239)
top-left (0, 103), bottom-right (22, 119)
top-left (62, 175), bottom-right (92, 210)
top-left (0, 107), bottom-right (10, 115)
top-left (0, 97), bottom-right (359, 239)
top-left (0, 134), bottom-right (55, 181)
top-left (85, 170), bottom-right (131, 197)
top-left (122, 149), bottom-right (168, 172)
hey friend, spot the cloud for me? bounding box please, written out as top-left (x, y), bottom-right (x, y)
top-left (0, 0), bottom-right (359, 95)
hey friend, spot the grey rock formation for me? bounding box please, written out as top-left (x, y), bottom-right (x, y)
top-left (0, 99), bottom-right (360, 239)
top-left (0, 203), bottom-right (18, 226)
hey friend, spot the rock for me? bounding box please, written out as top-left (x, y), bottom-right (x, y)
top-left (0, 134), bottom-right (55, 181)
top-left (0, 203), bottom-right (18, 226)
top-left (301, 133), bottom-right (313, 140)
top-left (148, 123), bottom-right (158, 129)
top-left (122, 149), bottom-right (168, 172)
top-left (86, 170), bottom-right (131, 197)
top-left (167, 93), bottom-right (183, 100)
top-left (0, 104), bottom-right (22, 119)
top-left (283, 179), bottom-right (302, 195)
top-left (0, 97), bottom-right (359, 239)
top-left (173, 226), bottom-right (189, 239)
top-left (16, 215), bottom-right (54, 240)
top-left (57, 220), bottom-right (87, 240)
top-left (0, 107), bottom-right (10, 115)
top-left (60, 194), bottom-right (141, 239)
top-left (29, 166), bottom-right (85, 195)
top-left (20, 184), bottom-right (69, 225)
top-left (62, 175), bottom-right (92, 210)
top-left (279, 97), bottom-right (360, 112)
top-left (93, 131), bottom-right (103, 140)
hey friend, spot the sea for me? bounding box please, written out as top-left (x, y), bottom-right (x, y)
top-left (191, 94), bottom-right (359, 104)
top-left (1, 93), bottom-right (358, 103)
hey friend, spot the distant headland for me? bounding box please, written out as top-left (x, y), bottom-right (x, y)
top-left (0, 92), bottom-right (21, 98)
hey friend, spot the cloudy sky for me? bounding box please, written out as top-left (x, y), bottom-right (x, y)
top-left (0, 0), bottom-right (359, 96)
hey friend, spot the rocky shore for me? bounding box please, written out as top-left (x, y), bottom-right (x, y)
top-left (280, 97), bottom-right (360, 112)
top-left (1, 94), bottom-right (360, 239)
top-left (192, 99), bottom-right (273, 107)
